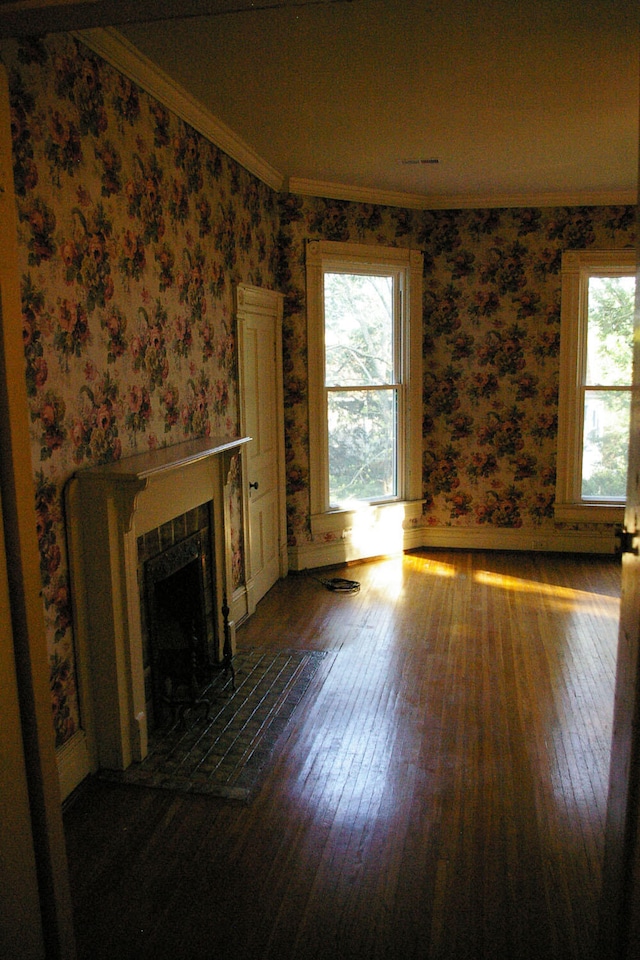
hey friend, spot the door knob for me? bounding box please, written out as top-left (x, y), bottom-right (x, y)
top-left (249, 481), bottom-right (259, 490)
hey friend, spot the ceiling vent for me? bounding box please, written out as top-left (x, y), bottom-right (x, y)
top-left (400, 158), bottom-right (440, 165)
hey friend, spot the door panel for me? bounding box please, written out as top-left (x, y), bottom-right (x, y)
top-left (600, 249), bottom-right (640, 958)
top-left (237, 285), bottom-right (286, 614)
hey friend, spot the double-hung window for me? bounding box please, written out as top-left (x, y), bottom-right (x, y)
top-left (306, 240), bottom-right (423, 531)
top-left (555, 250), bottom-right (636, 522)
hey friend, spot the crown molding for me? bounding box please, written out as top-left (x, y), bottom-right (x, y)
top-left (74, 27), bottom-right (285, 192)
top-left (287, 177), bottom-right (638, 211)
top-left (0, 1), bottom-right (330, 39)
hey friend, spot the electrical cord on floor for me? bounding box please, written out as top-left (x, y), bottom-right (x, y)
top-left (310, 575), bottom-right (361, 595)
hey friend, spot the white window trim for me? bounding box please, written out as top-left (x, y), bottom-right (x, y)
top-left (306, 240), bottom-right (423, 536)
top-left (555, 249), bottom-right (636, 523)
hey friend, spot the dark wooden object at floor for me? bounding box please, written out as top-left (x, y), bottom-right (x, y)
top-left (63, 550), bottom-right (621, 960)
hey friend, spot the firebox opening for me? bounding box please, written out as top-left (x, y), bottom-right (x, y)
top-left (154, 559), bottom-right (207, 706)
top-left (143, 527), bottom-right (216, 731)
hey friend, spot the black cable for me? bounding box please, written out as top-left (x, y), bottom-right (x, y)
top-left (310, 575), bottom-right (360, 595)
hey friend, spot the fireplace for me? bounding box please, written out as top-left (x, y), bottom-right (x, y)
top-left (66, 436), bottom-right (250, 772)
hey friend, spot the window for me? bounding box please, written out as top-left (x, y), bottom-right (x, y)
top-left (306, 241), bottom-right (423, 531)
top-left (555, 250), bottom-right (636, 522)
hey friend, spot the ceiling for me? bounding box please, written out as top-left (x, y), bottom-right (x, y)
top-left (1, 0), bottom-right (639, 208)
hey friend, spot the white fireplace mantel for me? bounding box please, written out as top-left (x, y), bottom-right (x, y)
top-left (65, 436), bottom-right (250, 773)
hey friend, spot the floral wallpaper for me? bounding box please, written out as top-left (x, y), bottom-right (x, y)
top-left (2, 34), bottom-right (280, 746)
top-left (2, 31), bottom-right (637, 755)
top-left (278, 198), bottom-right (636, 544)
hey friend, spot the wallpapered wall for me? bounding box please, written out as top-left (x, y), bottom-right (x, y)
top-left (2, 34), bottom-right (280, 746)
top-left (278, 198), bottom-right (636, 546)
top-left (2, 33), bottom-right (637, 751)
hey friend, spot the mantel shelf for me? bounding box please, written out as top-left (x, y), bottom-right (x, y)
top-left (72, 436), bottom-right (251, 484)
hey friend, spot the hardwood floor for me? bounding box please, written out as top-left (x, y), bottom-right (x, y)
top-left (63, 550), bottom-right (621, 960)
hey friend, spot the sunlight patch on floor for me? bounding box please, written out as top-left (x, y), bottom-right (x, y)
top-left (474, 569), bottom-right (620, 617)
top-left (414, 557), bottom-right (459, 579)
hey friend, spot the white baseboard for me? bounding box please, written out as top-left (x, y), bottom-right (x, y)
top-left (288, 524), bottom-right (617, 571)
top-left (56, 729), bottom-right (94, 802)
top-left (417, 525), bottom-right (617, 554)
top-left (288, 538), bottom-right (349, 571)
top-left (231, 584), bottom-right (249, 629)
top-left (288, 525), bottom-right (427, 570)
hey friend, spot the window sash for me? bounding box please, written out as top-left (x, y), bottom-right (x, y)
top-left (580, 386), bottom-right (631, 502)
top-left (323, 269), bottom-right (399, 388)
top-left (306, 240), bottom-right (423, 523)
top-left (327, 385), bottom-right (400, 506)
top-left (555, 250), bottom-right (636, 522)
top-left (323, 267), bottom-right (403, 507)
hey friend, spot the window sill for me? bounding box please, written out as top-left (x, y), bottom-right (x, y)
top-left (310, 499), bottom-right (424, 539)
top-left (554, 501), bottom-right (624, 524)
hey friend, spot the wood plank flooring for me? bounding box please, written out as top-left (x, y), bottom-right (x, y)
top-left (63, 550), bottom-right (621, 960)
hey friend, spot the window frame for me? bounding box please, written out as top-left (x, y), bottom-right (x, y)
top-left (555, 249), bottom-right (636, 523)
top-left (306, 240), bottom-right (423, 533)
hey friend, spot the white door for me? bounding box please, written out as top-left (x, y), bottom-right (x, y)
top-left (236, 284), bottom-right (286, 614)
top-left (600, 246), bottom-right (640, 957)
